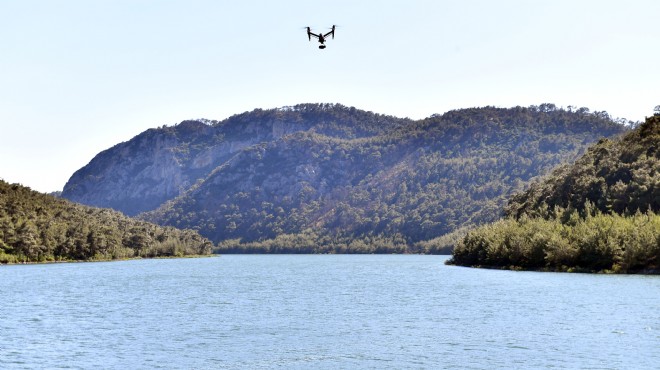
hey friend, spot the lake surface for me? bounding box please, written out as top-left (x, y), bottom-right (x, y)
top-left (1, 255), bottom-right (658, 369)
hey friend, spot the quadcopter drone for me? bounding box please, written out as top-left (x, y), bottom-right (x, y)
top-left (306, 25), bottom-right (335, 49)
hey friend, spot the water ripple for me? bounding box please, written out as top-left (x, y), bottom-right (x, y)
top-left (1, 255), bottom-right (658, 369)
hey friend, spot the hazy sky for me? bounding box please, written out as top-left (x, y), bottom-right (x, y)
top-left (1, 0), bottom-right (658, 193)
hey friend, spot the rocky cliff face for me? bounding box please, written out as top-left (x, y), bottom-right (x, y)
top-left (63, 120), bottom-right (220, 215)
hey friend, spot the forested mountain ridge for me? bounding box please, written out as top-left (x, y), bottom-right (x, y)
top-left (0, 180), bottom-right (213, 263)
top-left (62, 104), bottom-right (411, 216)
top-left (505, 113), bottom-right (659, 217)
top-left (125, 104), bottom-right (627, 253)
top-left (449, 114), bottom-right (659, 272)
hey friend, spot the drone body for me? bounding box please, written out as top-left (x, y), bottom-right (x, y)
top-left (307, 25), bottom-right (335, 49)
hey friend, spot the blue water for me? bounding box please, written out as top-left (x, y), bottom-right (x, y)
top-left (1, 255), bottom-right (658, 369)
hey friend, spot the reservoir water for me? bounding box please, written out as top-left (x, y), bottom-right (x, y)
top-left (1, 255), bottom-right (658, 369)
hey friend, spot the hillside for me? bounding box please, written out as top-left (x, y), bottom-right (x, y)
top-left (0, 180), bottom-right (213, 263)
top-left (449, 114), bottom-right (660, 273)
top-left (62, 104), bottom-right (411, 216)
top-left (119, 103), bottom-right (627, 253)
top-left (506, 113), bottom-right (659, 217)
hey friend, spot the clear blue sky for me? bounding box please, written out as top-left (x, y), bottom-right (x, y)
top-left (1, 0), bottom-right (658, 193)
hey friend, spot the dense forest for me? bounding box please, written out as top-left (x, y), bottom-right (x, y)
top-left (448, 114), bottom-right (660, 273)
top-left (0, 180), bottom-right (213, 263)
top-left (133, 104), bottom-right (627, 253)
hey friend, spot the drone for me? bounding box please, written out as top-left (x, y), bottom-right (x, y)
top-left (306, 25), bottom-right (335, 49)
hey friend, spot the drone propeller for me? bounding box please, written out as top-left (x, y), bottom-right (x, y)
top-left (324, 25), bottom-right (339, 38)
top-left (300, 26), bottom-right (312, 41)
top-left (300, 25), bottom-right (340, 31)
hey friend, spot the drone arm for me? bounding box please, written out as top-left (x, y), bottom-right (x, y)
top-left (323, 25), bottom-right (335, 39)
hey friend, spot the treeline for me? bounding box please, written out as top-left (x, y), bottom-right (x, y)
top-left (143, 104), bottom-right (627, 252)
top-left (0, 180), bottom-right (213, 263)
top-left (217, 232), bottom-right (409, 254)
top-left (449, 114), bottom-right (660, 272)
top-left (216, 230), bottom-right (462, 255)
top-left (222, 103), bottom-right (413, 139)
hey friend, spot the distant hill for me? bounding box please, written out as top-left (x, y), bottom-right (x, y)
top-left (0, 180), bottom-right (213, 263)
top-left (449, 114), bottom-right (660, 273)
top-left (62, 104), bottom-right (411, 216)
top-left (62, 103), bottom-right (627, 253)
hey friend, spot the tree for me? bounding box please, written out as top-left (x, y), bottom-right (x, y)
top-left (0, 180), bottom-right (213, 263)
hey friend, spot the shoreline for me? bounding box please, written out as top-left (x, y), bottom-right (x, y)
top-left (445, 261), bottom-right (660, 275)
top-left (0, 254), bottom-right (218, 266)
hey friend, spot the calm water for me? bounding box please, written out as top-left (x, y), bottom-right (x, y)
top-left (1, 255), bottom-right (658, 369)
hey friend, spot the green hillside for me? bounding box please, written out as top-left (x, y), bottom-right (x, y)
top-left (137, 104), bottom-right (627, 253)
top-left (449, 114), bottom-right (660, 273)
top-left (0, 180), bottom-right (213, 263)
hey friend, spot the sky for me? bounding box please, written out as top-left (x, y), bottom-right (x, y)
top-left (1, 0), bottom-right (659, 193)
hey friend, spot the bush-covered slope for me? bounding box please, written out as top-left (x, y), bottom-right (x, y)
top-left (449, 115), bottom-right (660, 272)
top-left (138, 104), bottom-right (627, 252)
top-left (506, 114), bottom-right (659, 217)
top-left (0, 180), bottom-right (213, 263)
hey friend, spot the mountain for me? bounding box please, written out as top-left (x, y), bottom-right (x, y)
top-left (0, 180), bottom-right (213, 263)
top-left (57, 103), bottom-right (620, 253)
top-left (449, 114), bottom-right (659, 273)
top-left (62, 104), bottom-right (411, 216)
top-left (62, 103), bottom-right (627, 253)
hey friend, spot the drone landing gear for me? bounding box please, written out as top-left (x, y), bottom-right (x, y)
top-left (319, 45), bottom-right (326, 49)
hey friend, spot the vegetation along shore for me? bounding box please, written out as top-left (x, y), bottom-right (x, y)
top-left (448, 114), bottom-right (660, 273)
